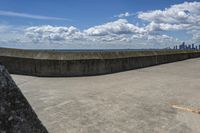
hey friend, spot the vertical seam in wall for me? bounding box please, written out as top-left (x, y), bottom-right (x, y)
top-left (34, 60), bottom-right (37, 75)
top-left (156, 55), bottom-right (158, 64)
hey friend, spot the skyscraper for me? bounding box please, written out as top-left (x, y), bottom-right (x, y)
top-left (188, 45), bottom-right (191, 49)
top-left (192, 44), bottom-right (195, 49)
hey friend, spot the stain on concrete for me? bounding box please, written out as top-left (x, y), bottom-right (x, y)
top-left (171, 104), bottom-right (200, 114)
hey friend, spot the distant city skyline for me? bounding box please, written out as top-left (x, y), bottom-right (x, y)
top-left (0, 0), bottom-right (200, 49)
top-left (173, 42), bottom-right (200, 50)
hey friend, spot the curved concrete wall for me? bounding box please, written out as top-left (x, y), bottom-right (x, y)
top-left (0, 48), bottom-right (200, 77)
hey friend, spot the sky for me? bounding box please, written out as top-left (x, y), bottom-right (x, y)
top-left (0, 0), bottom-right (200, 49)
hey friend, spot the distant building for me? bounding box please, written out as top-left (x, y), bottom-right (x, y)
top-left (188, 45), bottom-right (191, 49)
top-left (173, 42), bottom-right (200, 50)
top-left (192, 44), bottom-right (195, 49)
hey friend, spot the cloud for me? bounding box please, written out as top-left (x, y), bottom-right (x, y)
top-left (4, 1), bottom-right (200, 48)
top-left (114, 12), bottom-right (133, 18)
top-left (190, 30), bottom-right (200, 44)
top-left (0, 10), bottom-right (69, 21)
top-left (138, 1), bottom-right (200, 31)
top-left (84, 19), bottom-right (146, 36)
top-left (0, 24), bottom-right (11, 33)
top-left (25, 25), bottom-right (83, 42)
top-left (145, 22), bottom-right (189, 32)
top-left (0, 21), bottom-right (180, 49)
top-left (136, 1), bottom-right (200, 45)
top-left (83, 19), bottom-right (149, 43)
top-left (0, 24), bottom-right (28, 46)
top-left (23, 19), bottom-right (180, 48)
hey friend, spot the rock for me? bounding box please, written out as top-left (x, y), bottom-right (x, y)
top-left (0, 65), bottom-right (48, 133)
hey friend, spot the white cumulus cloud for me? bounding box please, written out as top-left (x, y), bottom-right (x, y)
top-left (25, 25), bottom-right (84, 42)
top-left (23, 19), bottom-right (180, 48)
top-left (137, 1), bottom-right (200, 45)
top-left (84, 19), bottom-right (146, 36)
top-left (138, 1), bottom-right (200, 31)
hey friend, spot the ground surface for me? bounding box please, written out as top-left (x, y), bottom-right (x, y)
top-left (12, 58), bottom-right (200, 133)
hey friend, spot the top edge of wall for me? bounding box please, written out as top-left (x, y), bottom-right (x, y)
top-left (0, 47), bottom-right (199, 60)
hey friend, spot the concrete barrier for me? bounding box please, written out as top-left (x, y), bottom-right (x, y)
top-left (0, 47), bottom-right (200, 77)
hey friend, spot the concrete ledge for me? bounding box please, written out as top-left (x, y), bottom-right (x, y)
top-left (0, 47), bottom-right (200, 77)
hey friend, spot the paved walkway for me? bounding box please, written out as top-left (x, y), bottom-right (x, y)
top-left (12, 58), bottom-right (200, 133)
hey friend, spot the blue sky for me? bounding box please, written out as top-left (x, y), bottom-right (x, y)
top-left (0, 0), bottom-right (192, 28)
top-left (0, 0), bottom-right (199, 49)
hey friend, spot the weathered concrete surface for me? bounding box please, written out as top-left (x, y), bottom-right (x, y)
top-left (0, 65), bottom-right (48, 133)
top-left (0, 47), bottom-right (199, 60)
top-left (1, 47), bottom-right (200, 76)
top-left (12, 58), bottom-right (200, 133)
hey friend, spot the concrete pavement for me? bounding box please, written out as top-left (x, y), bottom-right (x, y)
top-left (12, 58), bottom-right (200, 133)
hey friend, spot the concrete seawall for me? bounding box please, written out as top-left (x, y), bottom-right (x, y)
top-left (0, 48), bottom-right (200, 77)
